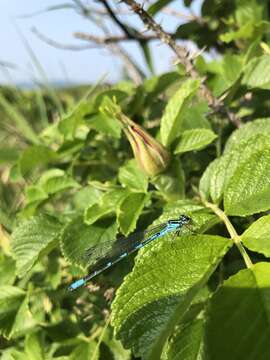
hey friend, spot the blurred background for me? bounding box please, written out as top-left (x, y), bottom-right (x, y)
top-left (0, 0), bottom-right (201, 87)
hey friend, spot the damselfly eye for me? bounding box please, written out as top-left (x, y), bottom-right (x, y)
top-left (180, 215), bottom-right (191, 224)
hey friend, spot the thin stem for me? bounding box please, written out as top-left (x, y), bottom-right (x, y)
top-left (88, 327), bottom-right (103, 341)
top-left (215, 117), bottom-right (223, 158)
top-left (91, 314), bottom-right (111, 360)
top-left (100, 0), bottom-right (134, 38)
top-left (73, 31), bottom-right (156, 43)
top-left (203, 199), bottom-right (253, 269)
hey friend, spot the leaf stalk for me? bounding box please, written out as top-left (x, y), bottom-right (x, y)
top-left (203, 200), bottom-right (253, 268)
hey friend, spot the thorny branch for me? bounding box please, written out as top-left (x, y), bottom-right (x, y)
top-left (121, 0), bottom-right (241, 127)
top-left (31, 0), bottom-right (241, 126)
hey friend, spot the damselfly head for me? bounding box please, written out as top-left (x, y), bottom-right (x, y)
top-left (179, 214), bottom-right (191, 224)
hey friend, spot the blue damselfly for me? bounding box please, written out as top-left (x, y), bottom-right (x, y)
top-left (68, 214), bottom-right (191, 291)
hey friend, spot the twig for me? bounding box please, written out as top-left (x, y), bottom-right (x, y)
top-left (100, 0), bottom-right (134, 38)
top-left (32, 27), bottom-right (96, 51)
top-left (122, 1), bottom-right (214, 99)
top-left (0, 60), bottom-right (17, 69)
top-left (108, 43), bottom-right (143, 84)
top-left (73, 31), bottom-right (157, 44)
top-left (32, 28), bottom-right (143, 84)
top-left (17, 4), bottom-right (77, 19)
top-left (102, 18), bottom-right (145, 84)
top-left (121, 0), bottom-right (241, 127)
top-left (122, 1), bottom-right (198, 74)
top-left (85, 6), bottom-right (131, 16)
top-left (162, 7), bottom-right (205, 25)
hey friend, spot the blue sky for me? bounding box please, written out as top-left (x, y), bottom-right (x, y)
top-left (0, 0), bottom-right (200, 86)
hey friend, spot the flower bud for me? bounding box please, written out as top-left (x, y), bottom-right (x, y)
top-left (120, 114), bottom-right (171, 177)
top-left (100, 97), bottom-right (170, 176)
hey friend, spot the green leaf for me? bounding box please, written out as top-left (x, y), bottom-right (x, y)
top-left (19, 146), bottom-right (57, 177)
top-left (165, 318), bottom-right (204, 360)
top-left (1, 348), bottom-right (28, 360)
top-left (98, 95), bottom-right (122, 118)
top-left (204, 54), bottom-right (242, 95)
top-left (244, 38), bottom-right (263, 64)
top-left (219, 133), bottom-right (269, 203)
top-left (174, 129), bottom-right (217, 154)
top-left (160, 79), bottom-right (200, 146)
top-left (205, 262), bottom-right (270, 360)
top-left (23, 170), bottom-right (80, 213)
top-left (73, 186), bottom-right (102, 211)
top-left (221, 54), bottom-right (243, 84)
top-left (9, 164), bottom-right (22, 182)
top-left (0, 147), bottom-right (19, 164)
top-left (117, 193), bottom-right (149, 236)
top-left (0, 255), bottom-right (16, 286)
top-left (69, 341), bottom-right (99, 360)
top-left (207, 72), bottom-right (232, 97)
top-left (127, 85), bottom-right (146, 117)
top-left (200, 129), bottom-right (270, 204)
top-left (58, 112), bottom-right (85, 140)
top-left (199, 158), bottom-right (220, 201)
top-left (181, 101), bottom-right (211, 131)
top-left (84, 203), bottom-right (113, 226)
top-left (11, 214), bottom-right (62, 277)
top-left (86, 113), bottom-right (122, 139)
top-left (151, 159), bottom-right (185, 201)
top-left (224, 118), bottom-right (270, 153)
top-left (10, 295), bottom-right (36, 338)
top-left (25, 186), bottom-right (48, 206)
top-left (241, 215), bottom-right (270, 256)
top-left (94, 89), bottom-right (128, 109)
top-left (220, 22), bottom-right (255, 43)
top-left (162, 199), bottom-right (205, 215)
top-left (224, 148), bottom-right (270, 216)
top-left (111, 233), bottom-right (230, 359)
top-left (147, 0), bottom-right (174, 16)
top-left (84, 189), bottom-right (129, 225)
top-left (235, 0), bottom-right (264, 25)
top-left (25, 333), bottom-right (44, 360)
top-left (38, 168), bottom-right (80, 194)
top-left (0, 93), bottom-right (39, 145)
top-left (208, 154), bottom-right (233, 205)
top-left (118, 160), bottom-right (148, 193)
top-left (144, 72), bottom-right (180, 97)
top-left (61, 216), bottom-right (117, 268)
top-left (140, 41), bottom-right (154, 74)
top-left (44, 318), bottom-right (81, 342)
top-left (222, 21), bottom-right (269, 47)
top-left (58, 96), bottom-right (93, 141)
top-left (242, 54), bottom-right (270, 89)
top-left (0, 286), bottom-right (25, 338)
top-left (103, 327), bottom-right (131, 360)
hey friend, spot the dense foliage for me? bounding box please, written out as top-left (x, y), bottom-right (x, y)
top-left (1, 0), bottom-right (270, 359)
